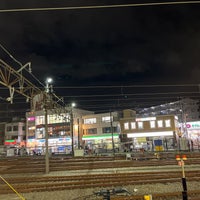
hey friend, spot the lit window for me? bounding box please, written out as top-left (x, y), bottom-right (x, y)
top-left (138, 122), bottom-right (143, 129)
top-left (130, 122), bottom-right (136, 129)
top-left (157, 120), bottom-right (163, 128)
top-left (84, 118), bottom-right (96, 124)
top-left (150, 121), bottom-right (156, 128)
top-left (165, 119), bottom-right (171, 127)
top-left (36, 116), bottom-right (45, 125)
top-left (124, 122), bottom-right (129, 130)
top-left (102, 116), bottom-right (112, 122)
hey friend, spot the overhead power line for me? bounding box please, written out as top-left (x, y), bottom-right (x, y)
top-left (50, 84), bottom-right (200, 89)
top-left (62, 91), bottom-right (200, 98)
top-left (0, 1), bottom-right (200, 13)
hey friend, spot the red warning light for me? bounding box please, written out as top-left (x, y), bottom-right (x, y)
top-left (182, 155), bottom-right (187, 160)
top-left (176, 155), bottom-right (181, 161)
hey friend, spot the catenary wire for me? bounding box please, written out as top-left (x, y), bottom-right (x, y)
top-left (0, 1), bottom-right (200, 13)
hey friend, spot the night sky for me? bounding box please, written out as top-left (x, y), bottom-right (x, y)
top-left (0, 0), bottom-right (200, 116)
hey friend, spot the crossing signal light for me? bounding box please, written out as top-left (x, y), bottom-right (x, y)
top-left (182, 155), bottom-right (187, 160)
top-left (176, 155), bottom-right (181, 161)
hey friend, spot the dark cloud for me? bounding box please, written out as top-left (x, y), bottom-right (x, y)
top-left (0, 0), bottom-right (200, 115)
top-left (0, 0), bottom-right (200, 86)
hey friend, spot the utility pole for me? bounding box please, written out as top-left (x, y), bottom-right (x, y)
top-left (110, 111), bottom-right (115, 156)
top-left (44, 77), bottom-right (53, 174)
top-left (70, 109), bottom-right (74, 157)
top-left (70, 102), bottom-right (76, 157)
top-left (77, 118), bottom-right (80, 149)
top-left (44, 100), bottom-right (49, 174)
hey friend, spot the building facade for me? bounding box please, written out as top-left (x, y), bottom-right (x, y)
top-left (137, 98), bottom-right (200, 122)
top-left (120, 109), bottom-right (179, 151)
top-left (26, 107), bottom-right (93, 154)
top-left (82, 111), bottom-right (121, 152)
top-left (4, 121), bottom-right (26, 147)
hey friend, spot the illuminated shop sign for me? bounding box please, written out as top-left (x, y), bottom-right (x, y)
top-left (4, 139), bottom-right (17, 145)
top-left (82, 133), bottom-right (119, 140)
top-left (186, 121), bottom-right (200, 129)
top-left (28, 117), bottom-right (35, 121)
top-left (136, 117), bottom-right (156, 122)
top-left (27, 137), bottom-right (72, 147)
top-left (127, 131), bottom-right (174, 138)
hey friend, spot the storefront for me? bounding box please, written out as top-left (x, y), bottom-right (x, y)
top-left (186, 121), bottom-right (200, 149)
top-left (127, 131), bottom-right (176, 151)
top-left (27, 137), bottom-right (72, 154)
top-left (82, 133), bottom-right (120, 152)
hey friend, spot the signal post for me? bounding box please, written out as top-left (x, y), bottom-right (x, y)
top-left (176, 154), bottom-right (188, 200)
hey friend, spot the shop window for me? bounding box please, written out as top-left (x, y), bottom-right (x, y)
top-left (36, 128), bottom-right (45, 139)
top-left (84, 118), bottom-right (96, 124)
top-left (138, 122), bottom-right (143, 129)
top-left (11, 136), bottom-right (18, 140)
top-left (36, 116), bottom-right (45, 125)
top-left (157, 120), bottom-right (163, 128)
top-left (150, 121), bottom-right (156, 128)
top-left (130, 122), bottom-right (136, 129)
top-left (48, 115), bottom-right (55, 124)
top-left (165, 119), bottom-right (171, 127)
top-left (124, 122), bottom-right (129, 130)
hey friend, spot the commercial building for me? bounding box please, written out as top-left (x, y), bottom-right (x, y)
top-left (138, 98), bottom-right (200, 122)
top-left (183, 121), bottom-right (200, 149)
top-left (26, 107), bottom-right (93, 154)
top-left (120, 109), bottom-right (179, 151)
top-left (4, 120), bottom-right (26, 147)
top-left (82, 111), bottom-right (121, 152)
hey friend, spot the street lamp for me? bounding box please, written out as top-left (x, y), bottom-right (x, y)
top-left (44, 77), bottom-right (53, 174)
top-left (70, 102), bottom-right (76, 157)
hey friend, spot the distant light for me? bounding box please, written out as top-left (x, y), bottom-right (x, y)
top-left (71, 102), bottom-right (76, 107)
top-left (28, 117), bottom-right (35, 121)
top-left (46, 77), bottom-right (53, 84)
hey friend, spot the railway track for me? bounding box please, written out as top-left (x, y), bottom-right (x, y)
top-left (0, 152), bottom-right (200, 174)
top-left (0, 152), bottom-right (200, 199)
top-left (0, 170), bottom-right (200, 194)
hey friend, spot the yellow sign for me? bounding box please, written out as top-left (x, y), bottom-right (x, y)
top-left (144, 194), bottom-right (152, 200)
